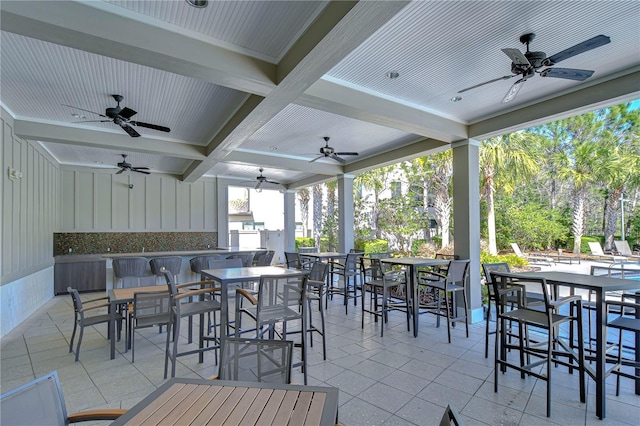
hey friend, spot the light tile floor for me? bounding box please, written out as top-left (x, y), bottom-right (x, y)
top-left (2, 268), bottom-right (639, 425)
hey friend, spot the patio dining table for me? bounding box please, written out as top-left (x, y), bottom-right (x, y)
top-left (510, 270), bottom-right (639, 419)
top-left (200, 266), bottom-right (308, 338)
top-left (110, 378), bottom-right (339, 425)
top-left (108, 285), bottom-right (168, 360)
top-left (380, 257), bottom-right (451, 337)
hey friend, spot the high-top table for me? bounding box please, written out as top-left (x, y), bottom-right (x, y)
top-left (512, 271), bottom-right (639, 419)
top-left (380, 258), bottom-right (451, 337)
top-left (108, 285), bottom-right (167, 360)
top-left (200, 266), bottom-right (307, 338)
top-left (110, 378), bottom-right (339, 425)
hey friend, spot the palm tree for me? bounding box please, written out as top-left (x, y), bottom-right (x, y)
top-left (312, 184), bottom-right (323, 248)
top-left (297, 188), bottom-right (310, 238)
top-left (480, 133), bottom-right (539, 255)
top-left (415, 152), bottom-right (453, 247)
top-left (355, 166), bottom-right (394, 239)
top-left (598, 104), bottom-right (640, 249)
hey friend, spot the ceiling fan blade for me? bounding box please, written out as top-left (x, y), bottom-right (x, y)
top-left (501, 48), bottom-right (530, 66)
top-left (115, 169), bottom-right (125, 175)
top-left (540, 67), bottom-right (594, 81)
top-left (118, 107), bottom-right (137, 119)
top-left (330, 154), bottom-right (346, 164)
top-left (120, 123), bottom-right (141, 138)
top-left (130, 121), bottom-right (171, 132)
top-left (458, 75), bottom-right (515, 93)
top-left (62, 104), bottom-right (107, 117)
top-left (132, 166), bottom-right (150, 171)
top-left (132, 169), bottom-right (150, 175)
top-left (309, 155), bottom-right (324, 163)
top-left (546, 35), bottom-right (610, 65)
top-left (335, 152), bottom-right (359, 156)
top-left (265, 179), bottom-right (281, 185)
top-left (73, 120), bottom-right (112, 123)
top-left (501, 78), bottom-right (525, 103)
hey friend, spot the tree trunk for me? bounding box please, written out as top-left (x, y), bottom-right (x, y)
top-left (486, 177), bottom-right (497, 255)
top-left (604, 188), bottom-right (622, 251)
top-left (312, 185), bottom-right (323, 248)
top-left (571, 187), bottom-right (587, 253)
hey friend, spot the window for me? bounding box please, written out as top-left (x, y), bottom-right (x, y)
top-left (242, 221), bottom-right (265, 230)
top-left (391, 181), bottom-right (402, 198)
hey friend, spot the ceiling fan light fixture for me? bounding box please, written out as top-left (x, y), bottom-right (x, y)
top-left (186, 0), bottom-right (208, 8)
top-left (385, 71), bottom-right (400, 79)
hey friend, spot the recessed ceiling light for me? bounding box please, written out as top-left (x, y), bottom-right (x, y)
top-left (186, 0), bottom-right (208, 8)
top-left (94, 161), bottom-right (103, 164)
top-left (269, 146), bottom-right (278, 151)
top-left (450, 96), bottom-right (462, 103)
top-left (385, 71), bottom-right (400, 79)
top-left (71, 113), bottom-right (86, 119)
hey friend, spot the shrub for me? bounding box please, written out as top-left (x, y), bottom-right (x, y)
top-left (355, 238), bottom-right (389, 254)
top-left (567, 235), bottom-right (601, 254)
top-left (295, 237), bottom-right (315, 251)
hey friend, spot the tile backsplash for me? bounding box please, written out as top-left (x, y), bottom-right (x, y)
top-left (54, 232), bottom-right (218, 256)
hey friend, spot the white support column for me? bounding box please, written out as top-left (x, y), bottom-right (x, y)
top-left (216, 178), bottom-right (230, 247)
top-left (452, 139), bottom-right (483, 323)
top-left (283, 189), bottom-right (296, 253)
top-left (337, 174), bottom-right (355, 253)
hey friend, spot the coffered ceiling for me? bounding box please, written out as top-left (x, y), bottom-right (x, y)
top-left (1, 1), bottom-right (638, 189)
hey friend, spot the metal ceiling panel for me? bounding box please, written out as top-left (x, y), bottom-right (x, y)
top-left (41, 142), bottom-right (192, 175)
top-left (328, 1), bottom-right (640, 123)
top-left (240, 104), bottom-right (418, 160)
top-left (0, 31), bottom-right (247, 145)
top-left (102, 0), bottom-right (329, 62)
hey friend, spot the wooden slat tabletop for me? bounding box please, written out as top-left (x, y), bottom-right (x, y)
top-left (111, 379), bottom-right (339, 426)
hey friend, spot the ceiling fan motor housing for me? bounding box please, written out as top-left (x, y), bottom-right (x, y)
top-left (106, 107), bottom-right (121, 118)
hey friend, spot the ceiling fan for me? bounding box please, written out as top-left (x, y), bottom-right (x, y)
top-left (458, 33), bottom-right (610, 103)
top-left (64, 94), bottom-right (171, 137)
top-left (115, 154), bottom-right (150, 175)
top-left (310, 137), bottom-right (359, 164)
top-left (253, 168), bottom-right (280, 191)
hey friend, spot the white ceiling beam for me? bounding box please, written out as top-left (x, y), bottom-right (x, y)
top-left (182, 0), bottom-right (411, 182)
top-left (13, 120), bottom-right (206, 160)
top-left (470, 69), bottom-right (640, 140)
top-left (298, 79), bottom-right (468, 142)
top-left (224, 150), bottom-right (343, 176)
top-left (345, 138), bottom-right (450, 175)
top-left (0, 1), bottom-right (276, 96)
top-left (287, 137), bottom-right (451, 189)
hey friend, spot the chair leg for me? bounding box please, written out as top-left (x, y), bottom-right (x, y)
top-left (75, 326), bottom-right (84, 362)
top-left (485, 297), bottom-right (492, 358)
top-left (69, 321), bottom-right (77, 354)
top-left (319, 298), bottom-right (326, 360)
top-left (444, 290), bottom-right (451, 343)
top-left (463, 289), bottom-right (469, 338)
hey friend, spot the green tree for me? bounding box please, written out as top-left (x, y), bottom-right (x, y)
top-left (480, 133), bottom-right (539, 255)
top-left (355, 166), bottom-right (394, 239)
top-left (554, 111), bottom-right (607, 253)
top-left (312, 184), bottom-right (323, 248)
top-left (297, 187), bottom-right (310, 238)
top-left (597, 104), bottom-right (640, 249)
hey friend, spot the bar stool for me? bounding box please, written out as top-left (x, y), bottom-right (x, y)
top-left (190, 255), bottom-right (220, 280)
top-left (112, 257), bottom-right (153, 289)
top-left (150, 256), bottom-right (182, 285)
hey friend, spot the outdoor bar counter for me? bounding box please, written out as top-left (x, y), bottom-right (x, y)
top-left (103, 247), bottom-right (261, 290)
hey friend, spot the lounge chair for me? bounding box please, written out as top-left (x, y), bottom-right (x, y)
top-left (588, 242), bottom-right (628, 263)
top-left (510, 243), bottom-right (553, 266)
top-left (613, 240), bottom-right (640, 261)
